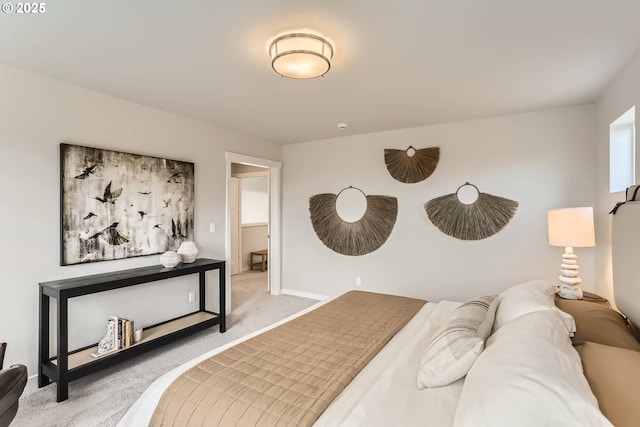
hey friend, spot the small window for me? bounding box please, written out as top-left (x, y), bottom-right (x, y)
top-left (610, 106), bottom-right (635, 193)
top-left (241, 176), bottom-right (269, 224)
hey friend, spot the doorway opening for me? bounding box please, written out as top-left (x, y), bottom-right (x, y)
top-left (225, 153), bottom-right (282, 314)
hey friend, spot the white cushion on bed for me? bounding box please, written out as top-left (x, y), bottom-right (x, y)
top-left (454, 309), bottom-right (613, 427)
top-left (417, 295), bottom-right (497, 389)
top-left (494, 280), bottom-right (576, 335)
top-left (477, 297), bottom-right (499, 340)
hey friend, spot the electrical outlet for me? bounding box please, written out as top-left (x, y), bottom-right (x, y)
top-left (356, 277), bottom-right (362, 287)
top-left (188, 291), bottom-right (195, 303)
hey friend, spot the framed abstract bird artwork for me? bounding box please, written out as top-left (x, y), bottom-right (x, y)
top-left (60, 143), bottom-right (195, 265)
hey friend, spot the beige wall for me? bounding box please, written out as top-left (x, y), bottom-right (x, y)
top-left (242, 225), bottom-right (269, 271)
top-left (594, 50), bottom-right (640, 304)
top-left (0, 64), bottom-right (281, 373)
top-left (282, 106), bottom-right (597, 301)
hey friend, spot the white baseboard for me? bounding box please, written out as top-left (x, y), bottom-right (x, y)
top-left (281, 288), bottom-right (329, 301)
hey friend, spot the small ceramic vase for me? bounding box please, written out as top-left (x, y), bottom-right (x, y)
top-left (177, 241), bottom-right (198, 263)
top-left (160, 250), bottom-right (181, 268)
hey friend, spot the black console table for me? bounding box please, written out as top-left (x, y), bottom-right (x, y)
top-left (38, 258), bottom-right (225, 402)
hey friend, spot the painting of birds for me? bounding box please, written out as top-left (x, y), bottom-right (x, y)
top-left (88, 222), bottom-right (129, 246)
top-left (94, 181), bottom-right (123, 204)
top-left (74, 164), bottom-right (97, 179)
top-left (167, 172), bottom-right (182, 183)
top-left (171, 218), bottom-right (186, 239)
top-left (61, 143), bottom-right (194, 265)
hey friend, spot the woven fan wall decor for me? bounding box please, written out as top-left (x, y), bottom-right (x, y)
top-left (309, 187), bottom-right (398, 256)
top-left (384, 146), bottom-right (440, 183)
top-left (425, 182), bottom-right (518, 240)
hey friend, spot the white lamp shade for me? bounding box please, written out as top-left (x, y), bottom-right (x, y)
top-left (547, 207), bottom-right (595, 247)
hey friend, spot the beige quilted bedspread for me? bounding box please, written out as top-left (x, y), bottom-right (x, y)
top-left (149, 291), bottom-right (426, 427)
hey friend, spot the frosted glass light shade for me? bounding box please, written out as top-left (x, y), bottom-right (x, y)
top-left (269, 33), bottom-right (333, 79)
top-left (547, 207), bottom-right (595, 247)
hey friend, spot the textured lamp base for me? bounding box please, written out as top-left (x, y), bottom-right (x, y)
top-left (559, 284), bottom-right (583, 299)
top-left (558, 246), bottom-right (583, 299)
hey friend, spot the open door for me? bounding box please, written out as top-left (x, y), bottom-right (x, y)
top-left (225, 153), bottom-right (282, 314)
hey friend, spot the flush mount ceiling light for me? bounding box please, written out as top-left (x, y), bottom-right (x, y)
top-left (269, 32), bottom-right (333, 79)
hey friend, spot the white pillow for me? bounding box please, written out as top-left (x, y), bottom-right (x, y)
top-left (417, 295), bottom-right (497, 388)
top-left (454, 309), bottom-right (613, 427)
top-left (494, 280), bottom-right (575, 334)
top-left (507, 279), bottom-right (558, 296)
top-left (477, 297), bottom-right (499, 340)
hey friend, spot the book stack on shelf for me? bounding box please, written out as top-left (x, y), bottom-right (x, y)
top-left (91, 316), bottom-right (135, 358)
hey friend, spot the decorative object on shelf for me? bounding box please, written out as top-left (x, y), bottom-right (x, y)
top-left (384, 146), bottom-right (440, 183)
top-left (91, 316), bottom-right (134, 358)
top-left (160, 251), bottom-right (181, 268)
top-left (134, 327), bottom-right (143, 343)
top-left (177, 241), bottom-right (198, 263)
top-left (548, 207), bottom-right (595, 300)
top-left (425, 182), bottom-right (518, 240)
top-left (60, 143), bottom-right (194, 266)
top-left (269, 32), bottom-right (333, 79)
top-left (309, 186), bottom-right (398, 256)
top-left (92, 317), bottom-right (119, 358)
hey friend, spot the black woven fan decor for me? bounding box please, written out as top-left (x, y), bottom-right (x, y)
top-left (384, 146), bottom-right (440, 183)
top-left (309, 187), bottom-right (398, 256)
top-left (425, 182), bottom-right (518, 240)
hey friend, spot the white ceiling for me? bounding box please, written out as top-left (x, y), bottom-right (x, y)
top-left (2, 1), bottom-right (640, 144)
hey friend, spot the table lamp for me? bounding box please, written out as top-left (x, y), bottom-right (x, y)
top-left (547, 207), bottom-right (595, 299)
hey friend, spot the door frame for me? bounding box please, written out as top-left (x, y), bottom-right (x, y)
top-left (225, 152), bottom-right (282, 312)
top-left (229, 176), bottom-right (241, 276)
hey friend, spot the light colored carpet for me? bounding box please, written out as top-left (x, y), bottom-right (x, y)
top-left (13, 272), bottom-right (317, 427)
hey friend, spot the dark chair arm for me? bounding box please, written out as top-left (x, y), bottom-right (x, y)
top-left (0, 364), bottom-right (27, 426)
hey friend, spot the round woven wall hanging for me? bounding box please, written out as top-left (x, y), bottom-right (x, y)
top-left (425, 182), bottom-right (518, 240)
top-left (384, 146), bottom-right (440, 183)
top-left (309, 187), bottom-right (398, 256)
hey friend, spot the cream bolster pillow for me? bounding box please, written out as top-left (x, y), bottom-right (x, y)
top-left (417, 295), bottom-right (498, 389)
top-left (493, 280), bottom-right (576, 335)
top-left (453, 309), bottom-right (612, 427)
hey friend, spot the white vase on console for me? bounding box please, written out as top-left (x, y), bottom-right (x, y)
top-left (160, 250), bottom-right (181, 268)
top-left (177, 241), bottom-right (198, 263)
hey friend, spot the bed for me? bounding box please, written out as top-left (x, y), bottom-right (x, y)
top-left (118, 205), bottom-right (640, 426)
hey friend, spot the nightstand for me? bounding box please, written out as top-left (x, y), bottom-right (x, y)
top-left (555, 291), bottom-right (610, 308)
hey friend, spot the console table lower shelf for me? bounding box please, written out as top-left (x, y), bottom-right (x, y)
top-left (39, 258), bottom-right (226, 402)
top-left (45, 311), bottom-right (218, 369)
